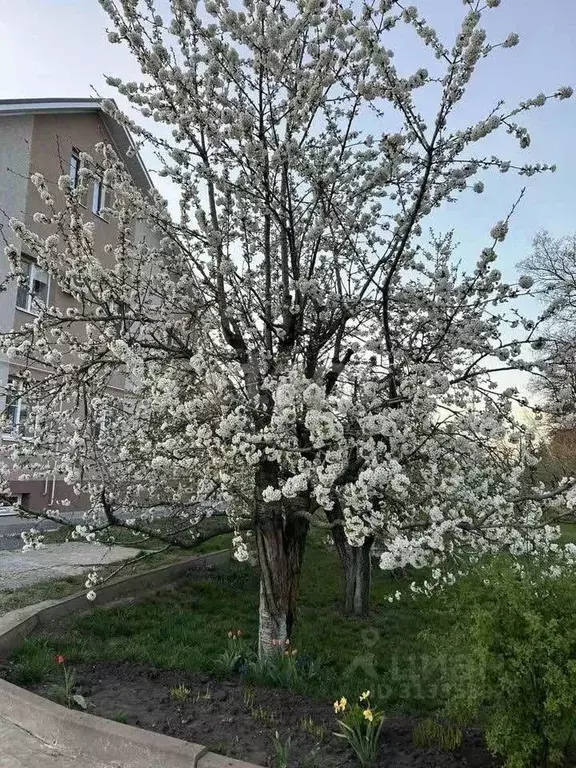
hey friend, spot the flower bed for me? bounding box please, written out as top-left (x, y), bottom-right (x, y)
top-left (21, 660), bottom-right (494, 768)
top-left (0, 545), bottom-right (499, 767)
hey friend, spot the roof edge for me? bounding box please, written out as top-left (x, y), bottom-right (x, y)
top-left (0, 98), bottom-right (153, 193)
top-left (0, 98), bottom-right (103, 116)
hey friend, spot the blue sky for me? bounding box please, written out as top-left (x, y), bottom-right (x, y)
top-left (0, 0), bottom-right (574, 281)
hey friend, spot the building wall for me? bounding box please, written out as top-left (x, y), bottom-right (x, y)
top-left (0, 114), bottom-right (33, 398)
top-left (0, 110), bottom-right (153, 513)
top-left (8, 478), bottom-right (89, 512)
top-left (18, 112), bottom-right (119, 321)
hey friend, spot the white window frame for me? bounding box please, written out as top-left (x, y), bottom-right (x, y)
top-left (15, 258), bottom-right (50, 315)
top-left (69, 148), bottom-right (81, 189)
top-left (2, 378), bottom-right (33, 441)
top-left (91, 176), bottom-right (106, 216)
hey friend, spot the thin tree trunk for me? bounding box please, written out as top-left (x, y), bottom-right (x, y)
top-left (327, 507), bottom-right (373, 616)
top-left (327, 509), bottom-right (355, 613)
top-left (351, 537), bottom-right (373, 617)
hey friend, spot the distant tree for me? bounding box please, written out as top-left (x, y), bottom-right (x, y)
top-left (521, 231), bottom-right (576, 420)
top-left (2, 0), bottom-right (576, 652)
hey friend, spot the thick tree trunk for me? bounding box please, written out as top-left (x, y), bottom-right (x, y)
top-left (327, 506), bottom-right (373, 616)
top-left (258, 579), bottom-right (288, 657)
top-left (256, 462), bottom-right (309, 658)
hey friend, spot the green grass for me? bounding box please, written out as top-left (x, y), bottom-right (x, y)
top-left (560, 522), bottom-right (576, 544)
top-left (6, 638), bottom-right (55, 685)
top-left (8, 542), bottom-right (450, 713)
top-left (9, 527), bottom-right (576, 735)
top-left (0, 575), bottom-right (92, 617)
top-left (110, 711), bottom-right (129, 724)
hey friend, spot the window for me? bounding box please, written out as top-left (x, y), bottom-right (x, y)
top-left (69, 148), bottom-right (81, 189)
top-left (90, 400), bottom-right (126, 442)
top-left (92, 176), bottom-right (106, 216)
top-left (0, 493), bottom-right (29, 516)
top-left (15, 258), bottom-right (49, 313)
top-left (93, 412), bottom-right (106, 441)
top-left (4, 377), bottom-right (30, 438)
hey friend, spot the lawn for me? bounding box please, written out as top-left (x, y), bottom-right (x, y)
top-left (8, 540), bottom-right (451, 713)
top-left (8, 524), bottom-right (576, 710)
top-left (7, 532), bottom-right (576, 767)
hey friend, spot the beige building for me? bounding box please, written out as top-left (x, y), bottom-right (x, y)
top-left (0, 98), bottom-right (153, 512)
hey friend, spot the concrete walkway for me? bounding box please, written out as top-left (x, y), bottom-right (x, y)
top-left (0, 543), bottom-right (142, 591)
top-left (0, 714), bottom-right (115, 768)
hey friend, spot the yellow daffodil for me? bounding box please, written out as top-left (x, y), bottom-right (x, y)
top-left (333, 696), bottom-right (348, 713)
top-left (359, 690), bottom-right (370, 701)
top-left (363, 708), bottom-right (374, 723)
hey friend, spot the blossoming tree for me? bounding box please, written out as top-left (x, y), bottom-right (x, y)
top-left (2, 0), bottom-right (575, 652)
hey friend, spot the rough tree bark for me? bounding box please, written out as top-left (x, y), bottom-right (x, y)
top-left (348, 537), bottom-right (374, 617)
top-left (327, 505), bottom-right (374, 617)
top-left (256, 461), bottom-right (309, 657)
top-left (339, 536), bottom-right (374, 617)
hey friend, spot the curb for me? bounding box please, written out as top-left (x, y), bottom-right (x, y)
top-left (0, 677), bottom-right (258, 768)
top-left (0, 549), bottom-right (263, 768)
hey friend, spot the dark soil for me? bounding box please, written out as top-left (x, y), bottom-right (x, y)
top-left (28, 661), bottom-right (496, 768)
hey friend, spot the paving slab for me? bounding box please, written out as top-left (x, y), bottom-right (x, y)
top-left (0, 543), bottom-right (142, 590)
top-left (0, 714), bottom-right (114, 768)
top-left (0, 677), bottom-right (256, 768)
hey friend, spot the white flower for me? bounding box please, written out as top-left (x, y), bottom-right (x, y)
top-left (45, 234), bottom-right (59, 248)
top-left (490, 220), bottom-right (509, 242)
top-left (502, 33), bottom-right (519, 48)
top-left (518, 275), bottom-right (534, 289)
top-left (557, 86), bottom-right (574, 100)
top-left (262, 486), bottom-right (282, 503)
top-left (86, 590), bottom-right (97, 601)
top-left (472, 181), bottom-right (484, 193)
top-left (232, 534), bottom-right (250, 562)
top-left (281, 474), bottom-right (308, 498)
